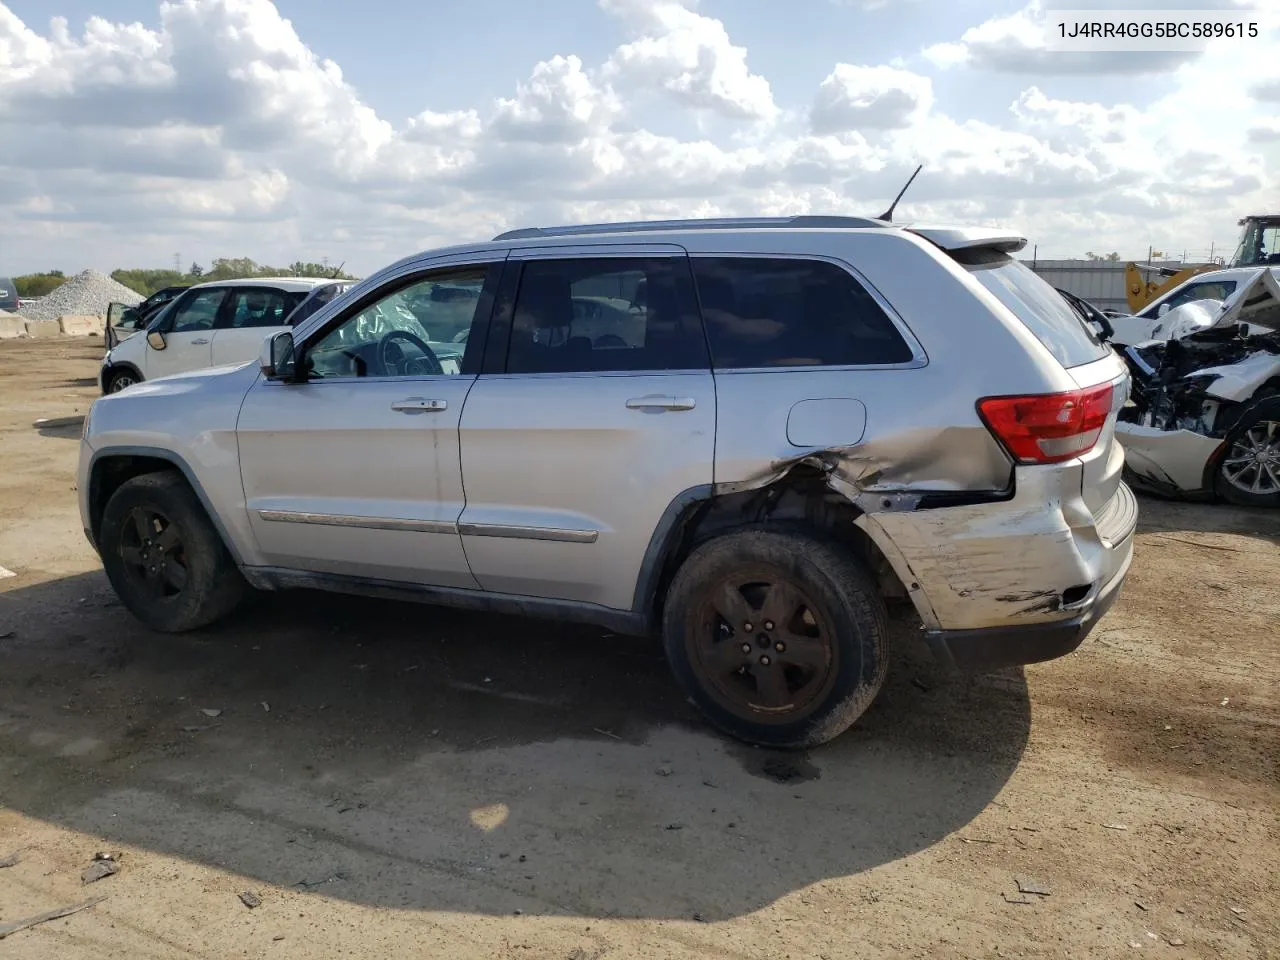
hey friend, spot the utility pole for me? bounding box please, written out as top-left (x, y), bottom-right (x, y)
top-left (173, 252), bottom-right (181, 273)
top-left (1209, 241), bottom-right (1215, 262)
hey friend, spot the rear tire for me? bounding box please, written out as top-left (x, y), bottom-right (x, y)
top-left (1215, 397), bottom-right (1280, 509)
top-left (100, 472), bottom-right (246, 632)
top-left (661, 527), bottom-right (889, 749)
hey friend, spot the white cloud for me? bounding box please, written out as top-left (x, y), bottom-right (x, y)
top-left (1253, 78), bottom-right (1280, 103)
top-left (0, 0), bottom-right (1276, 272)
top-left (600, 0), bottom-right (777, 121)
top-left (492, 55), bottom-right (619, 144)
top-left (810, 64), bottom-right (933, 133)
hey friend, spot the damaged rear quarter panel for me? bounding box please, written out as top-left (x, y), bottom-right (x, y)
top-left (861, 464), bottom-right (1106, 630)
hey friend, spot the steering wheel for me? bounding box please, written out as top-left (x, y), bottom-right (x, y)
top-left (377, 329), bottom-right (443, 377)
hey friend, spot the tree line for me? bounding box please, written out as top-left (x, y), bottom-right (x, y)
top-left (14, 259), bottom-right (357, 298)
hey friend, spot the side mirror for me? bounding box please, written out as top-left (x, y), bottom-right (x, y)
top-left (147, 330), bottom-right (167, 351)
top-left (1157, 302), bottom-right (1171, 317)
top-left (260, 330), bottom-right (297, 380)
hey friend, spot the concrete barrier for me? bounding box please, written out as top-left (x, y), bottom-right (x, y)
top-left (0, 315), bottom-right (24, 339)
top-left (58, 314), bottom-right (105, 336)
top-left (25, 319), bottom-right (62, 339)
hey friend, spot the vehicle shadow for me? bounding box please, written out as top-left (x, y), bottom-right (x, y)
top-left (32, 414), bottom-right (85, 439)
top-left (1134, 491), bottom-right (1280, 546)
top-left (0, 571), bottom-right (1031, 921)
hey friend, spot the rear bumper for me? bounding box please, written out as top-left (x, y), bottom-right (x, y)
top-left (924, 525), bottom-right (1133, 671)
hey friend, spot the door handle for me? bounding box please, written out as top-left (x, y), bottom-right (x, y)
top-left (625, 395), bottom-right (696, 411)
top-left (391, 397), bottom-right (448, 413)
top-left (191, 338), bottom-right (210, 345)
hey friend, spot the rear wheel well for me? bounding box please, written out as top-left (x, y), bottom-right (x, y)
top-left (647, 466), bottom-right (908, 625)
top-left (89, 456), bottom-right (183, 544)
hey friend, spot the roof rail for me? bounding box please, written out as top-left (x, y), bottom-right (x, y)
top-left (492, 214), bottom-right (888, 242)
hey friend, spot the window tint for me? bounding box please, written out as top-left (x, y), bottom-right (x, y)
top-left (169, 289), bottom-right (226, 333)
top-left (224, 288), bottom-right (291, 329)
top-left (505, 258), bottom-right (706, 374)
top-left (956, 250), bottom-right (1110, 368)
top-left (691, 257), bottom-right (913, 369)
top-left (305, 268), bottom-right (489, 378)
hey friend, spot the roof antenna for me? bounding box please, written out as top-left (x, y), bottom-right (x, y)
top-left (876, 164), bottom-right (923, 222)
top-left (329, 261), bottom-right (346, 280)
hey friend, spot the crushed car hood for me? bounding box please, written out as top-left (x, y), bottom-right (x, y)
top-left (1207, 267), bottom-right (1280, 333)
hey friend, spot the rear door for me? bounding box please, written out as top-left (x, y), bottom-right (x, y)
top-left (210, 285), bottom-right (300, 368)
top-left (456, 246), bottom-right (714, 611)
top-left (143, 287), bottom-right (223, 379)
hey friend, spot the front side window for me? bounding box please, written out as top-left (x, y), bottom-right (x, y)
top-left (1144, 280), bottom-right (1238, 318)
top-left (692, 257), bottom-right (914, 369)
top-left (304, 267), bottom-right (491, 378)
top-left (505, 258), bottom-right (707, 374)
top-left (225, 288), bottom-right (292, 329)
top-left (168, 289), bottom-right (226, 333)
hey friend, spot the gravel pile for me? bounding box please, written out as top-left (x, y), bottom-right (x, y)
top-left (18, 270), bottom-right (142, 321)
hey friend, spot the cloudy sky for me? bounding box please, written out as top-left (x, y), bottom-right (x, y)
top-left (1, 0), bottom-right (1277, 276)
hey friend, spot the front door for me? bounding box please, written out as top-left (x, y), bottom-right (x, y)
top-left (457, 249), bottom-right (715, 611)
top-left (210, 285), bottom-right (299, 369)
top-left (144, 287), bottom-right (222, 380)
top-left (236, 259), bottom-right (503, 587)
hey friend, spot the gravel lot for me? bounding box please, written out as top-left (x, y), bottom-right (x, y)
top-left (0, 338), bottom-right (1277, 959)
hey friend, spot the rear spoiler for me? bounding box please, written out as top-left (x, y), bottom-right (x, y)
top-left (906, 225), bottom-right (1028, 254)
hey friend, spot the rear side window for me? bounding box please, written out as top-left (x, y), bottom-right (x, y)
top-left (691, 257), bottom-right (914, 369)
top-left (955, 249), bottom-right (1110, 368)
top-left (224, 288), bottom-right (292, 329)
top-left (505, 258), bottom-right (708, 374)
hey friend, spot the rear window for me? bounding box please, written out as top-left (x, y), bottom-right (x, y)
top-left (954, 249), bottom-right (1110, 368)
top-left (691, 257), bottom-right (914, 369)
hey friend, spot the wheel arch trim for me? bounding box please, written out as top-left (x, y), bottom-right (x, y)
top-left (101, 362), bottom-right (144, 394)
top-left (630, 484), bottom-right (715, 629)
top-left (88, 445), bottom-right (245, 565)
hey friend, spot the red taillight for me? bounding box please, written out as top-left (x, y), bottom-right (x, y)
top-left (977, 383), bottom-right (1113, 465)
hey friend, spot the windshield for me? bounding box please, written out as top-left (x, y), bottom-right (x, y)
top-left (954, 249), bottom-right (1111, 368)
top-left (1232, 218), bottom-right (1280, 267)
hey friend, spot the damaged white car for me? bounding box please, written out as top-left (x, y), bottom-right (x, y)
top-left (1113, 268), bottom-right (1280, 507)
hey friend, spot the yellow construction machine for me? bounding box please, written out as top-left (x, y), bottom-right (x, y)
top-left (1123, 213), bottom-right (1280, 314)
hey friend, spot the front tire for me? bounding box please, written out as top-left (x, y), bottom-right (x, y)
top-left (1216, 397), bottom-right (1280, 509)
top-left (100, 472), bottom-right (246, 632)
top-left (106, 369), bottom-right (141, 393)
top-left (662, 527), bottom-right (889, 749)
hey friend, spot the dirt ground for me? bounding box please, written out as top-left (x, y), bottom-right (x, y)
top-left (0, 337), bottom-right (1276, 960)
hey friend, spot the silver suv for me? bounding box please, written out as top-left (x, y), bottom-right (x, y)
top-left (77, 216), bottom-right (1136, 748)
